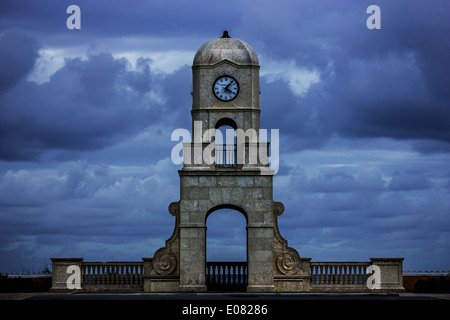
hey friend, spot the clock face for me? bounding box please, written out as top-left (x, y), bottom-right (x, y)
top-left (213, 76), bottom-right (239, 102)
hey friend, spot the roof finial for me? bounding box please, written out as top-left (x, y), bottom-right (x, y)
top-left (221, 30), bottom-right (230, 38)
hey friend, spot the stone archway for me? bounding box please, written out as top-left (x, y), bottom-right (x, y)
top-left (205, 206), bottom-right (247, 291)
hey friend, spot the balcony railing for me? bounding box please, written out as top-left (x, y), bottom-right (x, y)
top-left (82, 262), bottom-right (144, 289)
top-left (206, 261), bottom-right (247, 292)
top-left (215, 144), bottom-right (237, 167)
top-left (310, 262), bottom-right (371, 289)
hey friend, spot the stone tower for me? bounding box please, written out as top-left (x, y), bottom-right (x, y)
top-left (150, 32), bottom-right (307, 293)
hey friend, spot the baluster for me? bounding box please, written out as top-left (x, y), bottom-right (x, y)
top-left (328, 265), bottom-right (331, 284)
top-left (312, 265), bottom-right (316, 284)
top-left (224, 264), bottom-right (227, 286)
top-left (136, 265), bottom-right (139, 285)
top-left (344, 265), bottom-right (348, 285)
top-left (106, 265), bottom-right (110, 285)
top-left (356, 265), bottom-right (360, 284)
top-left (351, 265), bottom-right (355, 285)
top-left (226, 265), bottom-right (230, 285)
top-left (348, 265), bottom-right (351, 285)
top-left (332, 265), bottom-right (336, 285)
top-left (348, 265), bottom-right (351, 284)
top-left (228, 264), bottom-right (234, 285)
top-left (128, 265), bottom-right (132, 285)
top-left (335, 265), bottom-right (339, 285)
top-left (118, 264), bottom-right (122, 285)
top-left (314, 265), bottom-right (318, 284)
top-left (84, 265), bottom-right (87, 285)
top-left (336, 265), bottom-right (340, 285)
top-left (110, 265), bottom-right (114, 285)
top-left (359, 265), bottom-right (364, 285)
top-left (318, 265), bottom-right (322, 284)
top-left (226, 264), bottom-right (230, 286)
top-left (238, 264), bottom-right (242, 285)
top-left (93, 265), bottom-right (97, 284)
top-left (232, 264), bottom-right (235, 285)
top-left (216, 264), bottom-right (220, 286)
top-left (327, 265), bottom-right (331, 284)
top-left (223, 145), bottom-right (226, 166)
top-left (322, 265), bottom-right (326, 284)
top-left (329, 265), bottom-right (333, 284)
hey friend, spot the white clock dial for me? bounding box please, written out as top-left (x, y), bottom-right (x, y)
top-left (213, 76), bottom-right (239, 102)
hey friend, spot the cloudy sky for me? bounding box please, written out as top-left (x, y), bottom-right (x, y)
top-left (0, 0), bottom-right (449, 273)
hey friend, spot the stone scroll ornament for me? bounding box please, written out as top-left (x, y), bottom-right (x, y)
top-left (152, 201), bottom-right (180, 275)
top-left (152, 248), bottom-right (177, 275)
top-left (277, 248), bottom-right (301, 275)
top-left (273, 201), bottom-right (302, 275)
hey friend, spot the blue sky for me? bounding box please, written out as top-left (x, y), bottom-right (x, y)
top-left (0, 0), bottom-right (449, 273)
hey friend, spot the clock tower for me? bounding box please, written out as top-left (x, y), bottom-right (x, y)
top-left (191, 30), bottom-right (261, 137)
top-left (150, 31), bottom-right (306, 293)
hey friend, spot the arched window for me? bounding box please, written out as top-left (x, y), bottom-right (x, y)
top-left (215, 118), bottom-right (237, 167)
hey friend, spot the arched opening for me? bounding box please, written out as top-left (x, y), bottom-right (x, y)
top-left (215, 117), bottom-right (237, 130)
top-left (215, 119), bottom-right (237, 167)
top-left (205, 206), bottom-right (247, 291)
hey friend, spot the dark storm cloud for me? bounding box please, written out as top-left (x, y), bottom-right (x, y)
top-left (0, 28), bottom-right (40, 93)
top-left (0, 159), bottom-right (179, 271)
top-left (0, 29), bottom-right (177, 161)
top-left (245, 0), bottom-right (450, 152)
top-left (0, 0), bottom-right (241, 40)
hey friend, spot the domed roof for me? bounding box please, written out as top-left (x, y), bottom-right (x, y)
top-left (193, 31), bottom-right (259, 67)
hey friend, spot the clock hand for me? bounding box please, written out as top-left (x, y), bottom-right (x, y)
top-left (225, 80), bottom-right (234, 89)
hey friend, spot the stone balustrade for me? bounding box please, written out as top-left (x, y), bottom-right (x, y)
top-left (310, 261), bottom-right (371, 291)
top-left (310, 258), bottom-right (404, 292)
top-left (50, 258), bottom-right (144, 292)
top-left (51, 257), bottom-right (404, 292)
top-left (82, 261), bottom-right (144, 291)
